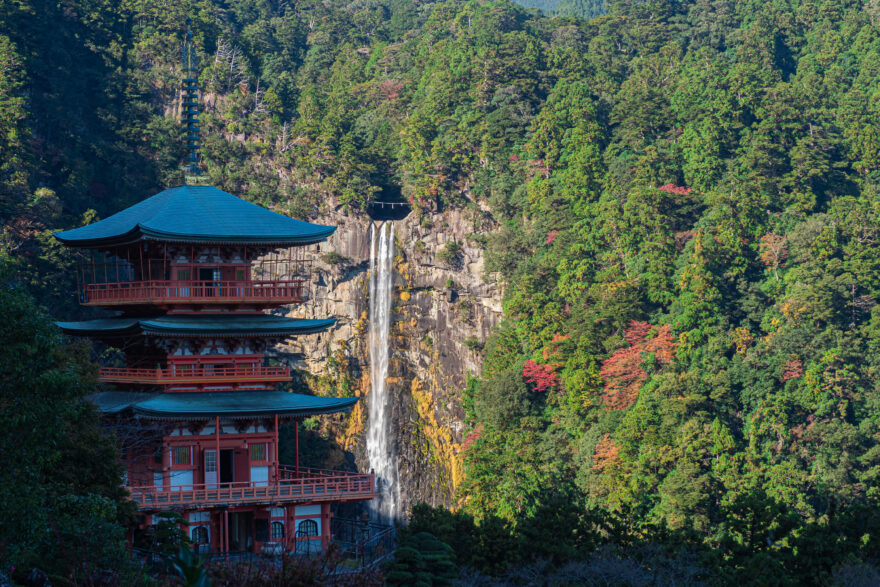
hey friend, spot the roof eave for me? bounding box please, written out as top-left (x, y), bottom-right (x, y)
top-left (52, 226), bottom-right (145, 249)
top-left (137, 224), bottom-right (337, 246)
top-left (130, 397), bottom-right (359, 419)
top-left (141, 318), bottom-right (337, 338)
top-left (53, 224), bottom-right (337, 248)
top-left (132, 406), bottom-right (357, 419)
top-left (56, 323), bottom-right (140, 337)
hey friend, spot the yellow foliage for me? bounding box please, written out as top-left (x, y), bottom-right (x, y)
top-left (354, 311), bottom-right (368, 335)
top-left (400, 290), bottom-right (411, 302)
top-left (341, 401), bottom-right (364, 451)
top-left (410, 378), bottom-right (463, 491)
top-left (732, 327), bottom-right (754, 355)
top-left (338, 372), bottom-right (370, 450)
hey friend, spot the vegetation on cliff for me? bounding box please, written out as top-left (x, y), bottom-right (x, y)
top-left (3, 0), bottom-right (880, 582)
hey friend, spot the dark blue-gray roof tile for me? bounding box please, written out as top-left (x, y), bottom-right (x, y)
top-left (88, 390), bottom-right (358, 418)
top-left (56, 315), bottom-right (336, 338)
top-left (54, 185), bottom-right (335, 247)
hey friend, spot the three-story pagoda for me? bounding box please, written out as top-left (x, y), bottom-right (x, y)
top-left (53, 24), bottom-right (375, 556)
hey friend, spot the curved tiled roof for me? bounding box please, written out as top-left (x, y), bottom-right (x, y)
top-left (56, 315), bottom-right (336, 338)
top-left (89, 390), bottom-right (358, 418)
top-left (54, 185), bottom-right (335, 247)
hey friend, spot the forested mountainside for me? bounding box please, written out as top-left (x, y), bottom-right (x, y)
top-left (513, 0), bottom-right (606, 19)
top-left (4, 0), bottom-right (880, 583)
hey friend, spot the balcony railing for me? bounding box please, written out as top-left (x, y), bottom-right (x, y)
top-left (278, 466), bottom-right (354, 479)
top-left (80, 279), bottom-right (307, 306)
top-left (99, 365), bottom-right (291, 387)
top-left (127, 469), bottom-right (376, 510)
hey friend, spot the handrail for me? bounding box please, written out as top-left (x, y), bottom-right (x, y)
top-left (277, 465), bottom-right (359, 479)
top-left (126, 470), bottom-right (376, 509)
top-left (80, 279), bottom-right (307, 305)
top-left (99, 365), bottom-right (291, 384)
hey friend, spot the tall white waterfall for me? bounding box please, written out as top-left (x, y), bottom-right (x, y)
top-left (367, 221), bottom-right (399, 522)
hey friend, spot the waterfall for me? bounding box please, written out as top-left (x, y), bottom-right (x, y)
top-left (367, 221), bottom-right (399, 522)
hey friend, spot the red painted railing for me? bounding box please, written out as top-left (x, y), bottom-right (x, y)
top-left (278, 466), bottom-right (354, 479)
top-left (99, 365), bottom-right (291, 385)
top-left (127, 470), bottom-right (376, 509)
top-left (81, 279), bottom-right (307, 305)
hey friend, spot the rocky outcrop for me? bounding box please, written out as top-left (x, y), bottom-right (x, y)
top-left (277, 205), bottom-right (501, 515)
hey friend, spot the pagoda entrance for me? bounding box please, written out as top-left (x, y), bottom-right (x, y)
top-left (220, 449), bottom-right (235, 484)
top-left (229, 512), bottom-right (254, 552)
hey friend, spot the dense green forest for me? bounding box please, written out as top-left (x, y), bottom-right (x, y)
top-left (5, 0), bottom-right (880, 583)
top-left (514, 0), bottom-right (607, 19)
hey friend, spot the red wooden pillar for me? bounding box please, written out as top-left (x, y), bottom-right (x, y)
top-left (321, 503), bottom-right (330, 552)
top-left (284, 505), bottom-right (293, 553)
top-left (161, 440), bottom-right (170, 489)
top-left (215, 416), bottom-right (220, 485)
top-left (224, 509), bottom-right (229, 560)
top-left (274, 414), bottom-right (279, 486)
top-left (294, 419), bottom-right (299, 477)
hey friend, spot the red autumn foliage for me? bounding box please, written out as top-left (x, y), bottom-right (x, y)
top-left (509, 154), bottom-right (519, 162)
top-left (523, 359), bottom-right (562, 393)
top-left (591, 434), bottom-right (621, 473)
top-left (461, 424), bottom-right (484, 452)
top-left (600, 321), bottom-right (676, 410)
top-left (545, 229), bottom-right (560, 245)
top-left (782, 359), bottom-right (804, 382)
top-left (658, 183), bottom-right (693, 196)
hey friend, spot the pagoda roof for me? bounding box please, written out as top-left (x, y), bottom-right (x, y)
top-left (89, 390), bottom-right (358, 419)
top-left (56, 315), bottom-right (336, 338)
top-left (53, 185), bottom-right (336, 247)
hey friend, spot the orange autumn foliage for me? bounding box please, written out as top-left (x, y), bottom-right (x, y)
top-left (599, 321), bottom-right (676, 410)
top-left (591, 434), bottom-right (621, 473)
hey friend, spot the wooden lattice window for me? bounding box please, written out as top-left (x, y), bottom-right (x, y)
top-left (192, 526), bottom-right (209, 544)
top-left (271, 521), bottom-right (285, 540)
top-left (249, 443), bottom-right (267, 461)
top-left (297, 519), bottom-right (318, 537)
top-left (172, 446), bottom-right (191, 465)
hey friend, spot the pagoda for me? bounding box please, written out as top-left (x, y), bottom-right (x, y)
top-left (53, 24), bottom-right (376, 556)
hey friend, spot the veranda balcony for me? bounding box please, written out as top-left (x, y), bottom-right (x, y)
top-left (80, 279), bottom-right (308, 307)
top-left (127, 467), bottom-right (376, 510)
top-left (99, 365), bottom-right (291, 389)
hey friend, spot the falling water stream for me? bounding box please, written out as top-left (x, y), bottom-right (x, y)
top-left (367, 221), bottom-right (399, 522)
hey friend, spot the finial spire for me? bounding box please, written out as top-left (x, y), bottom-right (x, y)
top-left (182, 19), bottom-right (209, 185)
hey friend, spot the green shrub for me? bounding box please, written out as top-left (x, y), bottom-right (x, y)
top-left (384, 532), bottom-right (457, 587)
top-left (436, 241), bottom-right (462, 266)
top-left (321, 251), bottom-right (348, 265)
top-left (463, 335), bottom-right (483, 351)
top-left (473, 361), bottom-right (533, 429)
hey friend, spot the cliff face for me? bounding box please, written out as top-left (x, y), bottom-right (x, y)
top-left (278, 206), bottom-right (501, 515)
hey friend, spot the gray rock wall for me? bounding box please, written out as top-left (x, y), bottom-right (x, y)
top-left (277, 205), bottom-right (501, 515)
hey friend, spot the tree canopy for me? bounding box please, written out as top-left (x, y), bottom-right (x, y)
top-left (3, 0), bottom-right (880, 582)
